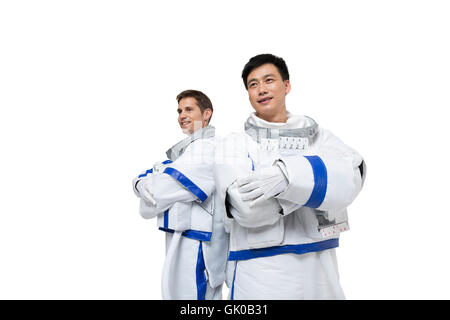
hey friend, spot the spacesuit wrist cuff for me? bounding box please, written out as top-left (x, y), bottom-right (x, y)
top-left (303, 156), bottom-right (327, 208)
top-left (276, 156), bottom-right (313, 205)
top-left (277, 155), bottom-right (327, 209)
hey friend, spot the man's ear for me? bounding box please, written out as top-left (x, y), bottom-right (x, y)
top-left (284, 80), bottom-right (291, 95)
top-left (203, 108), bottom-right (212, 124)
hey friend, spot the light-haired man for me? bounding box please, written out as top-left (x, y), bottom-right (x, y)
top-left (133, 90), bottom-right (228, 300)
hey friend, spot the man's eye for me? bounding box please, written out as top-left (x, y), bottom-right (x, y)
top-left (249, 82), bottom-right (257, 88)
top-left (266, 78), bottom-right (274, 83)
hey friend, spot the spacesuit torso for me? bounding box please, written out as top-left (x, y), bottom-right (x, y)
top-left (133, 126), bottom-right (229, 300)
top-left (214, 113), bottom-right (366, 299)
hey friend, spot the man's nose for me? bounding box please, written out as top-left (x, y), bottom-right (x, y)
top-left (258, 82), bottom-right (268, 95)
top-left (179, 111), bottom-right (187, 119)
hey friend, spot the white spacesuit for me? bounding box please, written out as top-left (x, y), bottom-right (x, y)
top-left (133, 126), bottom-right (229, 300)
top-left (214, 112), bottom-right (366, 300)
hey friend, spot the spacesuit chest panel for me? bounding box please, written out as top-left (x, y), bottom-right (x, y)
top-left (244, 116), bottom-right (320, 169)
top-left (248, 136), bottom-right (319, 171)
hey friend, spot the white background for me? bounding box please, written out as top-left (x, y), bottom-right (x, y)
top-left (1, 0), bottom-right (449, 299)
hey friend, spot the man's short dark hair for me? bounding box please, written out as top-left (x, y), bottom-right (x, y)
top-left (176, 89), bottom-right (213, 123)
top-left (241, 54), bottom-right (290, 90)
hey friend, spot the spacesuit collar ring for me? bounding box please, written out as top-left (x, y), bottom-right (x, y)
top-left (244, 117), bottom-right (318, 144)
top-left (166, 125), bottom-right (216, 161)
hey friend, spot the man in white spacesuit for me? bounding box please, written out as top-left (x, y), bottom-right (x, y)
top-left (132, 90), bottom-right (228, 300)
top-left (215, 54), bottom-right (366, 299)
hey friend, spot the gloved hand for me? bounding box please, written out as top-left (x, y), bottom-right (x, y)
top-left (135, 177), bottom-right (157, 206)
top-left (236, 164), bottom-right (288, 207)
top-left (227, 180), bottom-right (282, 228)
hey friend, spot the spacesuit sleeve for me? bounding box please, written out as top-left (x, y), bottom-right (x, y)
top-left (152, 139), bottom-right (216, 212)
top-left (132, 168), bottom-right (153, 197)
top-left (139, 198), bottom-right (160, 219)
top-left (131, 168), bottom-right (194, 219)
top-left (276, 128), bottom-right (366, 213)
top-left (214, 134), bottom-right (250, 232)
top-left (146, 171), bottom-right (198, 214)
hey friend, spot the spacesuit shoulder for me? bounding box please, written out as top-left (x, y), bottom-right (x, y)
top-left (174, 136), bottom-right (216, 166)
top-left (315, 127), bottom-right (363, 167)
top-left (214, 132), bottom-right (249, 163)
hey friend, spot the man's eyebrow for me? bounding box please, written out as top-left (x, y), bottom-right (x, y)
top-left (263, 73), bottom-right (276, 78)
top-left (247, 77), bottom-right (258, 84)
top-left (177, 105), bottom-right (193, 111)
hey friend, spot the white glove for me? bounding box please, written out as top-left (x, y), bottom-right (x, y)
top-left (135, 177), bottom-right (157, 206)
top-left (236, 164), bottom-right (288, 207)
top-left (227, 181), bottom-right (282, 227)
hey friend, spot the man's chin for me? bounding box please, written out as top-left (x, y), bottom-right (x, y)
top-left (255, 108), bottom-right (276, 119)
top-left (181, 127), bottom-right (193, 135)
top-left (253, 102), bottom-right (274, 113)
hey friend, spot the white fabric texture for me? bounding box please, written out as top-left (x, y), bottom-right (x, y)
top-left (230, 250), bottom-right (344, 300)
top-left (162, 232), bottom-right (223, 300)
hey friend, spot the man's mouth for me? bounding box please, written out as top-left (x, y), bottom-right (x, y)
top-left (180, 120), bottom-right (191, 127)
top-left (257, 97), bottom-right (273, 104)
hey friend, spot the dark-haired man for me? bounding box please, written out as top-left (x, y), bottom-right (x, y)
top-left (133, 90), bottom-right (228, 300)
top-left (215, 54), bottom-right (366, 299)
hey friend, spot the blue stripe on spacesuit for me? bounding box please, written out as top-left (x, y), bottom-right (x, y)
top-left (196, 242), bottom-right (207, 300)
top-left (138, 168), bottom-right (153, 178)
top-left (163, 167), bottom-right (208, 203)
top-left (183, 230), bottom-right (212, 242)
top-left (228, 238), bottom-right (339, 261)
top-left (230, 261), bottom-right (238, 300)
top-left (303, 155), bottom-right (327, 208)
top-left (248, 153), bottom-right (255, 171)
top-left (158, 228), bottom-right (212, 242)
top-left (137, 160), bottom-right (172, 178)
top-left (163, 210), bottom-right (169, 229)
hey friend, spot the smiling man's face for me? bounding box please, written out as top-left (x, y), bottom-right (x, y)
top-left (246, 63), bottom-right (291, 123)
top-left (177, 97), bottom-right (209, 134)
